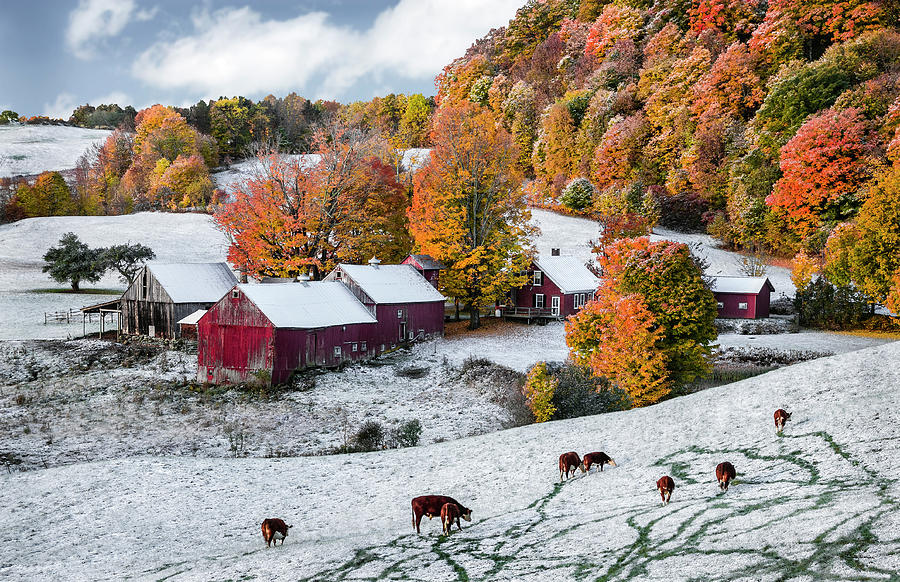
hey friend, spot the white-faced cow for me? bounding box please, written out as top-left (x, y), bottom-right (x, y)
top-left (441, 502), bottom-right (462, 536)
top-left (774, 409), bottom-right (792, 433)
top-left (411, 495), bottom-right (472, 534)
top-left (716, 462), bottom-right (736, 492)
top-left (583, 451), bottom-right (617, 473)
top-left (657, 476), bottom-right (675, 505)
top-left (559, 452), bottom-right (585, 481)
top-left (261, 518), bottom-right (292, 547)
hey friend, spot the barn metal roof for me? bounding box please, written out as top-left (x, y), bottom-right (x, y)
top-left (176, 309), bottom-right (207, 326)
top-left (405, 254), bottom-right (446, 270)
top-left (709, 276), bottom-right (775, 295)
top-left (335, 263), bottom-right (446, 304)
top-left (147, 263), bottom-right (238, 303)
top-left (238, 282), bottom-right (377, 328)
top-left (534, 256), bottom-right (599, 294)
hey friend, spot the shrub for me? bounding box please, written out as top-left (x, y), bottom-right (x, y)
top-left (796, 277), bottom-right (872, 329)
top-left (547, 362), bottom-right (629, 418)
top-left (459, 356), bottom-right (531, 427)
top-left (390, 419), bottom-right (423, 448)
top-left (560, 178), bottom-right (595, 211)
top-left (653, 189), bottom-right (708, 232)
top-left (523, 362), bottom-right (558, 422)
top-left (353, 421), bottom-right (385, 452)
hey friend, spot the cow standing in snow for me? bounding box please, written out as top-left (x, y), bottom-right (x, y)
top-left (583, 452), bottom-right (617, 473)
top-left (261, 518), bottom-right (292, 547)
top-left (716, 462), bottom-right (736, 492)
top-left (657, 476), bottom-right (675, 505)
top-left (774, 409), bottom-right (792, 433)
top-left (412, 495), bottom-right (472, 534)
top-left (441, 502), bottom-right (462, 535)
top-left (559, 452), bottom-right (585, 481)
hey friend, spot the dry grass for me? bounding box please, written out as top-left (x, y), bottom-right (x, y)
top-left (444, 316), bottom-right (516, 338)
top-left (832, 329), bottom-right (900, 340)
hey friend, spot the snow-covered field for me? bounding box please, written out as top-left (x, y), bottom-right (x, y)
top-left (0, 125), bottom-right (111, 178)
top-left (2, 341), bottom-right (898, 580)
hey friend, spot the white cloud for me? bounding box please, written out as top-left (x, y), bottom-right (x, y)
top-left (90, 91), bottom-right (133, 107)
top-left (131, 0), bottom-right (520, 100)
top-left (67, 0), bottom-right (156, 60)
top-left (43, 93), bottom-right (79, 119)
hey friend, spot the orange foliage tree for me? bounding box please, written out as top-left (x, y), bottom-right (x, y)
top-left (408, 104), bottom-right (534, 329)
top-left (565, 287), bottom-right (669, 406)
top-left (215, 126), bottom-right (410, 280)
top-left (766, 107), bottom-right (877, 247)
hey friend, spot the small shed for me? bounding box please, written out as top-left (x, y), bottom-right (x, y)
top-left (402, 254), bottom-right (446, 289)
top-left (505, 255), bottom-right (599, 320)
top-left (176, 309), bottom-right (207, 340)
top-left (710, 276), bottom-right (775, 319)
top-left (325, 260), bottom-right (446, 350)
top-left (120, 263), bottom-right (238, 338)
top-left (197, 282), bottom-right (377, 385)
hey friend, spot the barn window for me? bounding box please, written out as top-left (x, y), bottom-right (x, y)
top-left (397, 309), bottom-right (403, 319)
top-left (232, 289), bottom-right (240, 299)
top-left (352, 343), bottom-right (358, 352)
top-left (361, 341), bottom-right (367, 351)
top-left (738, 302), bottom-right (748, 310)
top-left (717, 301), bottom-right (724, 309)
top-left (335, 270), bottom-right (342, 280)
top-left (141, 271), bottom-right (149, 298)
top-left (333, 346), bottom-right (342, 357)
top-left (533, 270), bottom-right (543, 286)
top-left (535, 294), bottom-right (545, 309)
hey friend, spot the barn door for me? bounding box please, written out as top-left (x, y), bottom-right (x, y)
top-left (551, 296), bottom-right (560, 316)
top-left (400, 322), bottom-right (407, 342)
top-left (306, 333), bottom-right (318, 367)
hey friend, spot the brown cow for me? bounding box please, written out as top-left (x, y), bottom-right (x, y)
top-left (261, 518), bottom-right (292, 547)
top-left (559, 452), bottom-right (585, 481)
top-left (716, 462), bottom-right (736, 492)
top-left (774, 409), bottom-right (792, 433)
top-left (441, 502), bottom-right (462, 535)
top-left (411, 495), bottom-right (472, 534)
top-left (656, 476), bottom-right (675, 505)
top-left (583, 452), bottom-right (617, 473)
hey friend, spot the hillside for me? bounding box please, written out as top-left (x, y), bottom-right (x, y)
top-left (0, 125), bottom-right (111, 178)
top-left (1, 340), bottom-right (898, 580)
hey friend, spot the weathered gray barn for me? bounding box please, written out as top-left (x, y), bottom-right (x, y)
top-left (120, 263), bottom-right (237, 338)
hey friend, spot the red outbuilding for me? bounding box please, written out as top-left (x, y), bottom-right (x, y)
top-left (710, 276), bottom-right (775, 319)
top-left (325, 259), bottom-right (446, 350)
top-left (197, 281), bottom-right (377, 385)
top-left (504, 255), bottom-right (599, 321)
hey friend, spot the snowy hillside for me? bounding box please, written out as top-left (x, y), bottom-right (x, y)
top-left (0, 212), bottom-right (228, 339)
top-left (2, 340), bottom-right (898, 580)
top-left (0, 125), bottom-right (111, 178)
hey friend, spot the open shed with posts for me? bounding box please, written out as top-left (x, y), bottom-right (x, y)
top-left (325, 259), bottom-right (446, 350)
top-left (197, 281), bottom-right (377, 385)
top-left (504, 254), bottom-right (599, 322)
top-left (710, 276), bottom-right (775, 319)
top-left (120, 263), bottom-right (237, 339)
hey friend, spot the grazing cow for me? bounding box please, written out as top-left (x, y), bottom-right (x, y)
top-left (441, 502), bottom-right (462, 535)
top-left (411, 495), bottom-right (472, 534)
top-left (656, 476), bottom-right (675, 505)
top-left (559, 452), bottom-right (586, 481)
top-left (716, 462), bottom-right (736, 492)
top-left (583, 452), bottom-right (617, 473)
top-left (261, 518), bottom-right (292, 547)
top-left (774, 409), bottom-right (792, 433)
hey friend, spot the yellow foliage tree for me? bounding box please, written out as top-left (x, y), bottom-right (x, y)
top-left (524, 362), bottom-right (558, 422)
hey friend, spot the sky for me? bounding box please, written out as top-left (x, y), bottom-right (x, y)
top-left (0, 0), bottom-right (522, 118)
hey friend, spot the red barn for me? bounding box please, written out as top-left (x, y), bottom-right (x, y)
top-left (504, 255), bottom-right (598, 321)
top-left (197, 282), bottom-right (377, 385)
top-left (710, 276), bottom-right (775, 319)
top-left (401, 254), bottom-right (446, 289)
top-left (325, 260), bottom-right (446, 350)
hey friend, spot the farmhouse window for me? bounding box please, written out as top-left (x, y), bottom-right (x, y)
top-left (717, 301), bottom-right (724, 308)
top-left (738, 302), bottom-right (748, 310)
top-left (535, 294), bottom-right (545, 309)
top-left (574, 293), bottom-right (586, 309)
top-left (352, 343), bottom-right (358, 352)
top-left (334, 346), bottom-right (342, 357)
top-left (533, 270), bottom-right (543, 285)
